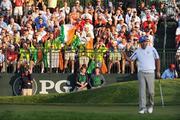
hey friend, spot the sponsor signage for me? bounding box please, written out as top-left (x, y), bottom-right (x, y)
top-left (0, 73), bottom-right (136, 96)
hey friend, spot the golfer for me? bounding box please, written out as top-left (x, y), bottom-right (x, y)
top-left (125, 36), bottom-right (161, 114)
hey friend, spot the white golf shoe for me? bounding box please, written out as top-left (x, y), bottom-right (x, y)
top-left (147, 107), bottom-right (153, 114)
top-left (138, 108), bottom-right (147, 114)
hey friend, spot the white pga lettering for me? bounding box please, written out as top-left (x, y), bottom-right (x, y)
top-left (39, 80), bottom-right (72, 94)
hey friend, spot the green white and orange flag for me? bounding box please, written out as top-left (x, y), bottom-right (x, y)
top-left (58, 24), bottom-right (76, 45)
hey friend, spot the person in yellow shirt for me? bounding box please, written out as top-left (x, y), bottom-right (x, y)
top-left (108, 41), bottom-right (121, 74)
top-left (17, 43), bottom-right (30, 73)
top-left (78, 44), bottom-right (89, 69)
top-left (94, 41), bottom-right (107, 68)
top-left (64, 43), bottom-right (76, 73)
top-left (44, 33), bottom-right (62, 72)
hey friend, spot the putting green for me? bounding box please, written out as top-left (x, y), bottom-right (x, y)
top-left (0, 104), bottom-right (179, 120)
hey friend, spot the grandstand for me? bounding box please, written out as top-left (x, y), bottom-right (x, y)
top-left (0, 0), bottom-right (178, 90)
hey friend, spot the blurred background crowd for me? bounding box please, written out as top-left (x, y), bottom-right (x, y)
top-left (0, 0), bottom-right (179, 74)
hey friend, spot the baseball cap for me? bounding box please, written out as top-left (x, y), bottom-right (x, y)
top-left (76, 0), bottom-right (80, 3)
top-left (28, 10), bottom-right (32, 15)
top-left (139, 36), bottom-right (148, 43)
top-left (119, 17), bottom-right (124, 21)
top-left (169, 64), bottom-right (176, 69)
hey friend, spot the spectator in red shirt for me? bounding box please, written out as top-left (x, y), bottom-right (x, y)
top-left (7, 45), bottom-right (18, 73)
top-left (142, 16), bottom-right (156, 33)
top-left (13, 0), bottom-right (24, 22)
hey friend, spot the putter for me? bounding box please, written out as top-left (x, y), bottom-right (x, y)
top-left (159, 79), bottom-right (165, 107)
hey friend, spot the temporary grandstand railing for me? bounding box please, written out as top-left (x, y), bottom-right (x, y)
top-left (1, 49), bottom-right (179, 74)
top-left (47, 0), bottom-right (156, 8)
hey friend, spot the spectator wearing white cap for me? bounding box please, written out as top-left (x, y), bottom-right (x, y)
top-left (131, 10), bottom-right (141, 23)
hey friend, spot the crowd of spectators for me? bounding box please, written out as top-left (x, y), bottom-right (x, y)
top-left (0, 0), bottom-right (179, 74)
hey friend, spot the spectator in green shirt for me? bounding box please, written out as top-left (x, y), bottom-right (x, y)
top-left (76, 66), bottom-right (88, 91)
top-left (90, 67), bottom-right (105, 89)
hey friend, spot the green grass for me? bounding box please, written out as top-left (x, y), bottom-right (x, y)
top-left (0, 79), bottom-right (180, 105)
top-left (0, 80), bottom-right (180, 120)
top-left (0, 104), bottom-right (179, 120)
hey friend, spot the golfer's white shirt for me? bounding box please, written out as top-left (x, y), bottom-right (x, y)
top-left (130, 46), bottom-right (159, 73)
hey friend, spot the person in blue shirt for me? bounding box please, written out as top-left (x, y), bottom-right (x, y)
top-left (34, 12), bottom-right (47, 25)
top-left (34, 13), bottom-right (47, 30)
top-left (161, 64), bottom-right (178, 79)
top-left (35, 17), bottom-right (47, 30)
top-left (0, 16), bottom-right (7, 29)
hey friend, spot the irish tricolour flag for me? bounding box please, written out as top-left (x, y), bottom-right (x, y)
top-left (60, 24), bottom-right (76, 45)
